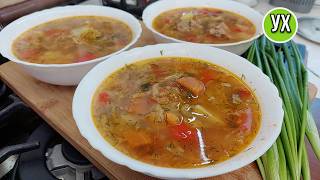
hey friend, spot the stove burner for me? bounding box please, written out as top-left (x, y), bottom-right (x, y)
top-left (13, 124), bottom-right (106, 180)
top-left (0, 94), bottom-right (40, 147)
top-left (62, 141), bottom-right (90, 166)
top-left (46, 144), bottom-right (92, 180)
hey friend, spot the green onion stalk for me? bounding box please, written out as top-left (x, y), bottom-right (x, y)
top-left (245, 37), bottom-right (320, 180)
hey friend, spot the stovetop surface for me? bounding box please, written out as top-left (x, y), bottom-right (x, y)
top-left (0, 2), bottom-right (111, 179)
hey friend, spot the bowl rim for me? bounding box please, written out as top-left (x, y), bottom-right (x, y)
top-left (142, 0), bottom-right (264, 47)
top-left (72, 43), bottom-right (284, 179)
top-left (0, 5), bottom-right (142, 68)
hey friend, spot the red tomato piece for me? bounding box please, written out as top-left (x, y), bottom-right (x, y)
top-left (98, 92), bottom-right (109, 104)
top-left (169, 123), bottom-right (199, 145)
top-left (76, 53), bottom-right (96, 62)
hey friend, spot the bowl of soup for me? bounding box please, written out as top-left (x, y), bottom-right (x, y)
top-left (73, 43), bottom-right (283, 179)
top-left (142, 0), bottom-right (263, 55)
top-left (0, 5), bottom-right (142, 85)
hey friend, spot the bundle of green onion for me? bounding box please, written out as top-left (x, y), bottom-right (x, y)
top-left (245, 37), bottom-right (320, 180)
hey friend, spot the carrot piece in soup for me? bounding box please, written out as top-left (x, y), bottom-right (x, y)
top-left (19, 49), bottom-right (39, 59)
top-left (164, 18), bottom-right (171, 24)
top-left (98, 92), bottom-right (109, 105)
top-left (200, 69), bottom-right (218, 84)
top-left (169, 122), bottom-right (198, 145)
top-left (44, 29), bottom-right (67, 37)
top-left (118, 40), bottom-right (128, 46)
top-left (228, 24), bottom-right (244, 33)
top-left (235, 108), bottom-right (253, 132)
top-left (177, 76), bottom-right (205, 96)
top-left (185, 34), bottom-right (197, 42)
top-left (166, 112), bottom-right (180, 125)
top-left (123, 130), bottom-right (152, 148)
top-left (150, 64), bottom-right (167, 78)
top-left (237, 88), bottom-right (252, 100)
top-left (235, 113), bottom-right (247, 126)
top-left (76, 52), bottom-right (97, 62)
top-left (198, 9), bottom-right (222, 15)
top-left (127, 96), bottom-right (156, 115)
top-left (233, 27), bottom-right (244, 32)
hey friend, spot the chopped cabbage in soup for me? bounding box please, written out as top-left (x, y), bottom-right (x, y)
top-left (153, 8), bottom-right (256, 44)
top-left (12, 16), bottom-right (132, 64)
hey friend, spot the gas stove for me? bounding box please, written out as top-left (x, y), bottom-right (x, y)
top-left (46, 144), bottom-right (93, 180)
top-left (0, 81), bottom-right (107, 180)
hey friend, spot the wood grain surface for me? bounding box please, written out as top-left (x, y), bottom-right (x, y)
top-left (0, 24), bottom-right (318, 180)
top-left (0, 0), bottom-right (25, 9)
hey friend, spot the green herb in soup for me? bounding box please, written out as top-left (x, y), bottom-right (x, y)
top-left (92, 57), bottom-right (260, 168)
top-left (153, 8), bottom-right (256, 44)
top-left (12, 16), bottom-right (132, 64)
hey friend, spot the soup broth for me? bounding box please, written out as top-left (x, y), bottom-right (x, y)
top-left (153, 8), bottom-right (256, 44)
top-left (92, 57), bottom-right (260, 168)
top-left (12, 16), bottom-right (132, 64)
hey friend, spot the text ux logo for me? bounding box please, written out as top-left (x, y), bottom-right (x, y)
top-left (263, 7), bottom-right (298, 43)
top-left (270, 14), bottom-right (291, 33)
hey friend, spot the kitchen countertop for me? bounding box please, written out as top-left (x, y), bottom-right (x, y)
top-left (83, 0), bottom-right (320, 97)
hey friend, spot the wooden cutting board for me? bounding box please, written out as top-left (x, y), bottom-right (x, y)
top-left (0, 0), bottom-right (25, 9)
top-left (0, 24), bottom-right (317, 180)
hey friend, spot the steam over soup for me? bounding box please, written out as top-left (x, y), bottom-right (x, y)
top-left (153, 8), bottom-right (256, 44)
top-left (12, 16), bottom-right (132, 64)
top-left (92, 57), bottom-right (260, 168)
